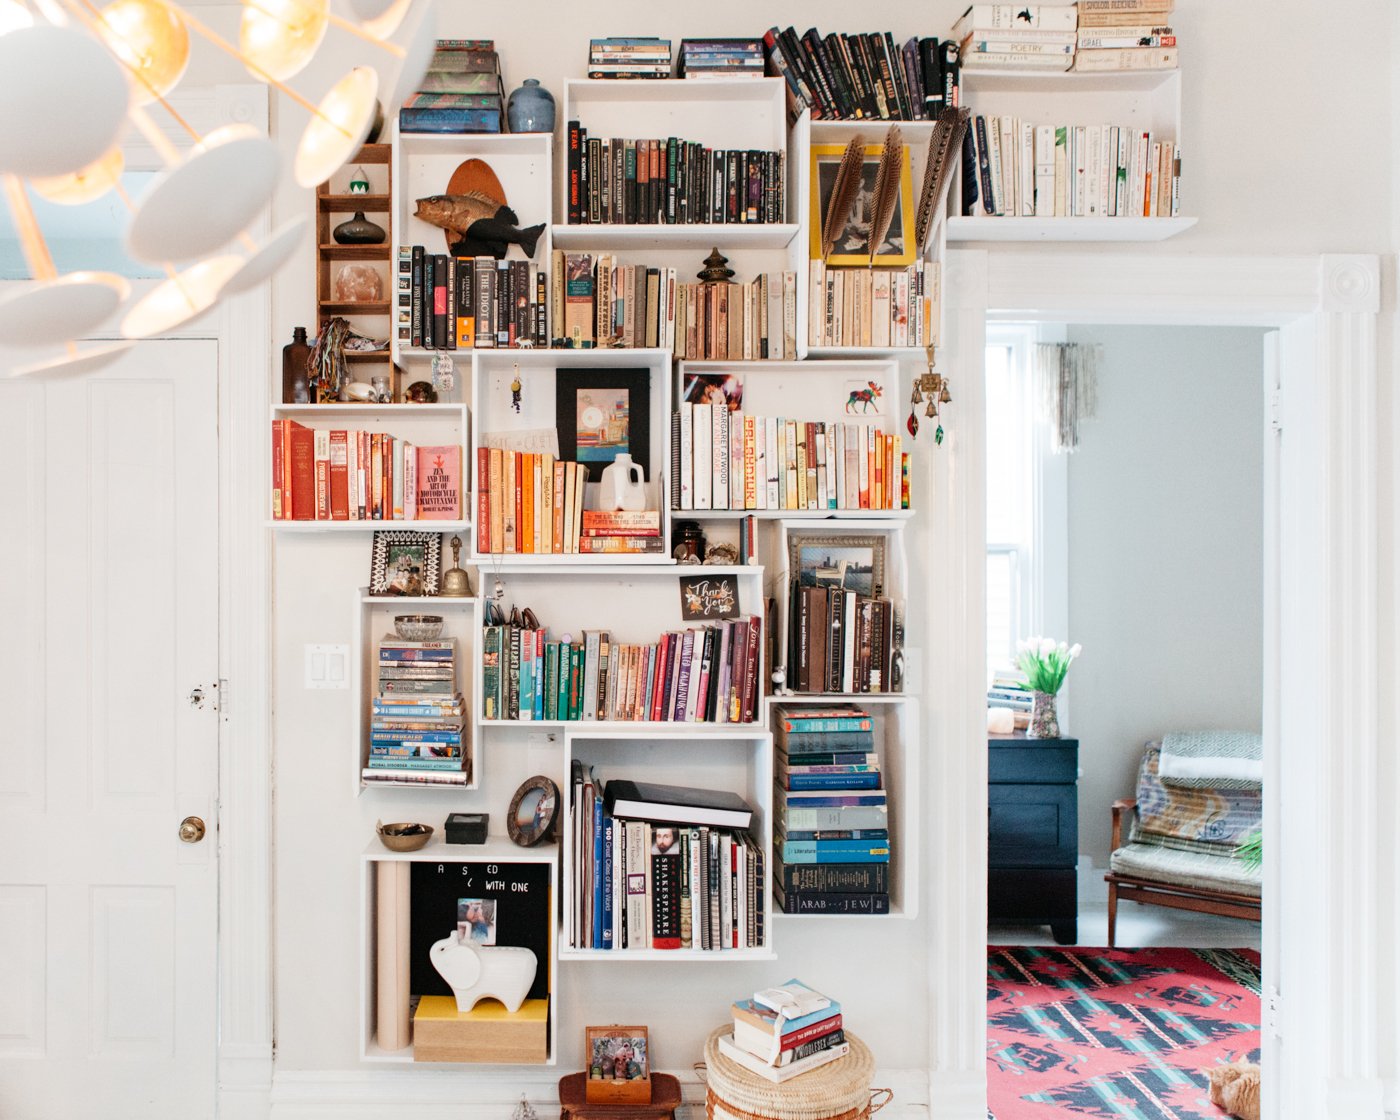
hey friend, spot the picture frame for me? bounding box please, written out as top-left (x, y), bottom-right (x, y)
top-left (788, 533), bottom-right (887, 599)
top-left (507, 775), bottom-right (560, 847)
top-left (679, 573), bottom-right (740, 621)
top-left (585, 1024), bottom-right (651, 1104)
top-left (369, 531), bottom-right (442, 596)
top-left (556, 367), bottom-right (651, 482)
top-left (808, 142), bottom-right (916, 267)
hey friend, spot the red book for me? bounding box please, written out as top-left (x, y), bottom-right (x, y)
top-left (414, 445), bottom-right (462, 520)
top-left (287, 420), bottom-right (316, 520)
top-left (476, 447), bottom-right (491, 552)
top-left (513, 452), bottom-right (524, 543)
top-left (552, 461), bottom-right (566, 553)
top-left (271, 419), bottom-right (285, 519)
top-left (328, 430), bottom-right (349, 520)
top-left (520, 453), bottom-right (535, 553)
top-left (743, 614), bottom-right (761, 721)
top-left (383, 435), bottom-right (394, 520)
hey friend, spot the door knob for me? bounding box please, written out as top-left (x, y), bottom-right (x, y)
top-left (179, 816), bottom-right (206, 843)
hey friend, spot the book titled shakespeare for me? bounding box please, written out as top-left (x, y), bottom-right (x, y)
top-left (415, 446), bottom-right (462, 519)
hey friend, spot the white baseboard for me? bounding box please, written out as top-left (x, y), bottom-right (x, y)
top-left (221, 1045), bottom-right (274, 1120)
top-left (926, 1071), bottom-right (986, 1120)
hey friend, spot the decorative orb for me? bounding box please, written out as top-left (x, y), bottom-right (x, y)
top-left (97, 0), bottom-right (190, 105)
top-left (334, 263), bottom-right (382, 303)
top-left (121, 255), bottom-right (243, 338)
top-left (30, 146), bottom-right (125, 205)
top-left (0, 272), bottom-right (130, 348)
top-left (294, 66), bottom-right (380, 188)
top-left (0, 25), bottom-right (131, 177)
top-left (240, 0), bottom-right (328, 82)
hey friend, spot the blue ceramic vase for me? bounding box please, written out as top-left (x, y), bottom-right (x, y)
top-left (507, 79), bottom-right (555, 133)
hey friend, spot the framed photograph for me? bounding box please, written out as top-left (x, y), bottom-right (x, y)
top-left (585, 1025), bottom-right (651, 1104)
top-left (369, 531), bottom-right (441, 596)
top-left (681, 370), bottom-right (743, 412)
top-left (507, 775), bottom-right (560, 847)
top-left (456, 897), bottom-right (498, 945)
top-left (808, 143), bottom-right (916, 267)
top-left (556, 367), bottom-right (651, 482)
top-left (788, 534), bottom-right (887, 599)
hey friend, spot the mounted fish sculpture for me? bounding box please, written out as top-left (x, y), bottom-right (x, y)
top-left (414, 192), bottom-right (545, 260)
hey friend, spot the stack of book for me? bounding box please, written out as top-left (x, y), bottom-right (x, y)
top-left (365, 637), bottom-right (468, 785)
top-left (954, 5), bottom-right (1077, 73)
top-left (271, 422), bottom-right (461, 522)
top-left (718, 980), bottom-right (849, 1081)
top-left (473, 450), bottom-right (593, 555)
top-left (398, 249), bottom-right (547, 351)
top-left (482, 618), bottom-right (764, 724)
top-left (568, 772), bottom-right (763, 952)
top-left (987, 670), bottom-right (1032, 728)
top-left (806, 260), bottom-right (938, 351)
top-left (772, 707), bottom-right (890, 915)
top-left (787, 581), bottom-right (899, 695)
top-left (588, 37), bottom-right (671, 79)
top-left (964, 116), bottom-right (1180, 219)
top-left (553, 252), bottom-right (797, 359)
top-left (564, 130), bottom-right (786, 225)
top-left (672, 403), bottom-right (908, 513)
top-left (400, 40), bottom-right (503, 133)
top-left (763, 27), bottom-right (961, 121)
top-left (1074, 0), bottom-right (1177, 72)
top-left (678, 38), bottom-right (765, 79)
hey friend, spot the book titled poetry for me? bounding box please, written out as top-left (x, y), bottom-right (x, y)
top-left (415, 446), bottom-right (462, 519)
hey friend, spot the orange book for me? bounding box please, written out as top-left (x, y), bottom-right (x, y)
top-left (329, 430), bottom-right (349, 520)
top-left (476, 448), bottom-right (491, 552)
top-left (540, 453), bottom-right (554, 554)
top-left (884, 435), bottom-right (895, 510)
top-left (521, 453), bottom-right (535, 553)
top-left (503, 451), bottom-right (516, 552)
top-left (513, 452), bottom-right (524, 550)
top-left (489, 447), bottom-right (505, 553)
top-left (553, 461), bottom-right (567, 554)
top-left (872, 430), bottom-right (882, 511)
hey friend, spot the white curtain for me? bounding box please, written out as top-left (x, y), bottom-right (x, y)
top-left (1035, 342), bottom-right (1100, 453)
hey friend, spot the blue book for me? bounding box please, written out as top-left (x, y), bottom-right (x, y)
top-left (780, 828), bottom-right (888, 842)
top-left (370, 730), bottom-right (463, 744)
top-left (779, 846), bottom-right (890, 864)
top-left (781, 838), bottom-right (891, 860)
top-left (534, 639), bottom-right (546, 721)
top-left (398, 107), bottom-right (502, 133)
top-left (519, 643), bottom-right (533, 721)
top-left (601, 815), bottom-right (615, 948)
top-left (732, 980), bottom-right (840, 1033)
top-left (780, 791), bottom-right (887, 807)
top-left (783, 773), bottom-right (882, 791)
top-left (592, 794), bottom-right (604, 949)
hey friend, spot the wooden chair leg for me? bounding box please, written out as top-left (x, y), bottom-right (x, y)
top-left (1107, 881), bottom-right (1118, 949)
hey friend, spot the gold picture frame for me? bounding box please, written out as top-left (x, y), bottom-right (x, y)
top-left (808, 142), bottom-right (916, 267)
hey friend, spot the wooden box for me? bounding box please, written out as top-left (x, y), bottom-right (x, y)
top-left (412, 995), bottom-right (549, 1064)
top-left (586, 1025), bottom-right (652, 1104)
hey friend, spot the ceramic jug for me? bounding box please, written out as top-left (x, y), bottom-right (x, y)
top-left (599, 453), bottom-right (646, 511)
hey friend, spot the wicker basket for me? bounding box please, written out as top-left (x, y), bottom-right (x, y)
top-left (699, 1027), bottom-right (890, 1120)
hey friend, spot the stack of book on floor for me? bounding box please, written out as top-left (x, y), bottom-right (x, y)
top-left (717, 980), bottom-right (849, 1081)
top-left (772, 707), bottom-right (889, 915)
top-left (365, 637), bottom-right (468, 785)
top-left (568, 769), bottom-right (764, 951)
top-left (400, 40), bottom-right (503, 133)
top-left (1074, 0), bottom-right (1177, 72)
top-left (588, 37), bottom-right (671, 79)
top-left (954, 5), bottom-right (1077, 73)
top-left (987, 670), bottom-right (1031, 728)
top-left (678, 38), bottom-right (765, 79)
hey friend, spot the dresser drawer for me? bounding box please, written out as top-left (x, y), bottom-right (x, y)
top-left (989, 745), bottom-right (1077, 785)
top-left (988, 782), bottom-right (1077, 868)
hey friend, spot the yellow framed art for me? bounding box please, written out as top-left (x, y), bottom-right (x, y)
top-left (808, 142), bottom-right (916, 267)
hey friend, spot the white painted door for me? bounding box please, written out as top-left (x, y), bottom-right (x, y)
top-left (0, 340), bottom-right (220, 1117)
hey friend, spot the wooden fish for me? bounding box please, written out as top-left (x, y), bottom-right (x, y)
top-left (414, 192), bottom-right (544, 260)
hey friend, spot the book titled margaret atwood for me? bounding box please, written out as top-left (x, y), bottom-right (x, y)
top-left (415, 445), bottom-right (462, 519)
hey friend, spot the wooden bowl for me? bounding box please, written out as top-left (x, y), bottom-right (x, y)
top-left (377, 821), bottom-right (433, 852)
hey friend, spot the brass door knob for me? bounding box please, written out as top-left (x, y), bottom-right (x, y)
top-left (179, 816), bottom-right (206, 843)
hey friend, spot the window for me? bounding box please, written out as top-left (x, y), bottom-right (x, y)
top-left (0, 172), bottom-right (163, 280)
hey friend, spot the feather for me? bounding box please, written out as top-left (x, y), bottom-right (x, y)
top-left (820, 136), bottom-right (865, 260)
top-left (867, 124), bottom-right (903, 265)
top-left (915, 108), bottom-right (971, 256)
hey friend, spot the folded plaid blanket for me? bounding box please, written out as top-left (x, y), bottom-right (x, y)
top-left (1158, 730), bottom-right (1262, 790)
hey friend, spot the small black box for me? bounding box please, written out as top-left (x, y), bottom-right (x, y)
top-left (445, 812), bottom-right (488, 844)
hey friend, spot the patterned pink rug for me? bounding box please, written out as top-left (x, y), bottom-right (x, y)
top-left (987, 947), bottom-right (1261, 1120)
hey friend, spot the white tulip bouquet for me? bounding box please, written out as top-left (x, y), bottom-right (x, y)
top-left (1015, 637), bottom-right (1081, 695)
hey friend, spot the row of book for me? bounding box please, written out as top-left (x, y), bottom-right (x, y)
top-left (964, 118), bottom-right (1180, 220)
top-left (806, 260), bottom-right (938, 351)
top-left (398, 249), bottom-right (547, 351)
top-left (554, 251), bottom-right (798, 359)
top-left (987, 669), bottom-right (1033, 730)
top-left (788, 587), bottom-right (899, 696)
top-left (763, 26), bottom-right (961, 122)
top-left (400, 40), bottom-right (504, 133)
top-left (672, 404), bottom-right (910, 514)
top-left (482, 619), bottom-right (764, 725)
top-left (677, 38), bottom-right (765, 79)
top-left (564, 129), bottom-right (786, 226)
top-left (954, 3), bottom-right (1177, 73)
top-left (270, 421), bottom-right (462, 521)
top-left (364, 637), bottom-right (468, 786)
top-left (569, 769), bottom-right (764, 951)
top-left (720, 981), bottom-right (849, 1081)
top-left (588, 37), bottom-right (670, 79)
top-left (773, 709), bottom-right (891, 915)
top-left (1073, 0), bottom-right (1177, 72)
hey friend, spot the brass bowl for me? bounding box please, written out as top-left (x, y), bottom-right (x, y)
top-left (377, 821), bottom-right (433, 852)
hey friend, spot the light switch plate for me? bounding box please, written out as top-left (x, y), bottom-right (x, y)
top-left (305, 643), bottom-right (350, 689)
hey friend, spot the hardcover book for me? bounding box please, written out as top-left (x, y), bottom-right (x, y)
top-left (414, 446), bottom-right (462, 519)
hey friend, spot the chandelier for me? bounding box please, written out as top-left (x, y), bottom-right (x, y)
top-left (0, 0), bottom-right (435, 376)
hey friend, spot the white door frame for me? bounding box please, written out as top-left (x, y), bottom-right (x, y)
top-left (927, 250), bottom-right (1383, 1120)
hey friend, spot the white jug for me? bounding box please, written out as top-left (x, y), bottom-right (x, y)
top-left (599, 453), bottom-right (647, 512)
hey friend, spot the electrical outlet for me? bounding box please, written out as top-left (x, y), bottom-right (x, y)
top-left (305, 643), bottom-right (350, 689)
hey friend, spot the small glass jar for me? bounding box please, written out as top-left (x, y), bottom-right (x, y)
top-left (370, 374), bottom-right (391, 403)
top-left (671, 519), bottom-right (705, 563)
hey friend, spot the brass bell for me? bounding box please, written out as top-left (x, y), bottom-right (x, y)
top-left (925, 399), bottom-right (938, 417)
top-left (939, 386), bottom-right (952, 404)
top-left (440, 535), bottom-right (472, 597)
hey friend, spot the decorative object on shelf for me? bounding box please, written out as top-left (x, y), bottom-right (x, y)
top-left (369, 531), bottom-right (443, 597)
top-left (598, 453), bottom-right (647, 512)
top-left (585, 1025), bottom-right (651, 1104)
top-left (333, 262), bottom-right (383, 303)
top-left (789, 534), bottom-right (887, 599)
top-left (559, 1072), bottom-right (681, 1120)
top-left (428, 927), bottom-right (539, 1014)
top-left (819, 136), bottom-right (864, 261)
top-left (697, 247), bottom-right (735, 284)
top-left (507, 775), bottom-right (560, 847)
top-left (1015, 636), bottom-right (1081, 739)
top-left (347, 165), bottom-right (371, 194)
top-left (308, 316), bottom-right (351, 402)
top-left (414, 193), bottom-right (545, 260)
top-left (914, 107), bottom-right (971, 256)
top-left (556, 367), bottom-right (652, 483)
top-left (440, 536), bottom-right (473, 598)
top-left (431, 352), bottom-right (456, 393)
top-left (908, 349), bottom-right (951, 443)
top-left (332, 209), bottom-right (387, 244)
top-left (671, 520), bottom-right (705, 564)
top-left (405, 379), bottom-right (438, 403)
top-left (704, 542), bottom-right (739, 566)
top-left (370, 374), bottom-right (391, 403)
top-left (682, 370), bottom-right (743, 411)
top-left (770, 665), bottom-right (789, 695)
top-left (511, 365), bottom-right (523, 413)
top-left (281, 325), bottom-right (312, 404)
top-left (845, 380), bottom-right (884, 415)
top-left (1035, 343), bottom-right (1100, 453)
top-left (507, 78), bottom-right (555, 133)
top-left (393, 614), bottom-right (444, 641)
top-left (344, 380), bottom-right (375, 401)
top-left (376, 820), bottom-right (433, 853)
top-left (445, 812), bottom-right (489, 845)
top-left (809, 138), bottom-right (915, 267)
top-left (679, 572), bottom-right (740, 621)
top-left (511, 1094), bottom-right (540, 1120)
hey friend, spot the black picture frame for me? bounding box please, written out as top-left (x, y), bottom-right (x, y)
top-left (678, 573), bottom-right (740, 621)
top-left (369, 531), bottom-right (442, 597)
top-left (555, 367), bottom-right (651, 483)
top-left (507, 775), bottom-right (560, 847)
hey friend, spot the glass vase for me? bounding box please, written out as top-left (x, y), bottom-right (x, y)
top-left (1027, 690), bottom-right (1060, 739)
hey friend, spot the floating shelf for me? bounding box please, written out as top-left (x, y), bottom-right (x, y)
top-left (318, 301), bottom-right (392, 315)
top-left (675, 508), bottom-right (914, 520)
top-left (319, 244), bottom-right (393, 260)
top-left (268, 519), bottom-right (471, 533)
top-left (947, 216), bottom-right (1197, 242)
top-left (320, 193), bottom-right (391, 212)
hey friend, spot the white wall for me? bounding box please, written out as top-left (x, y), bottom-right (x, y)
top-left (1059, 325), bottom-right (1266, 866)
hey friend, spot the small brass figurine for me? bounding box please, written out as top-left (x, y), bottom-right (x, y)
top-left (440, 535), bottom-right (472, 598)
top-left (697, 247), bottom-right (734, 284)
